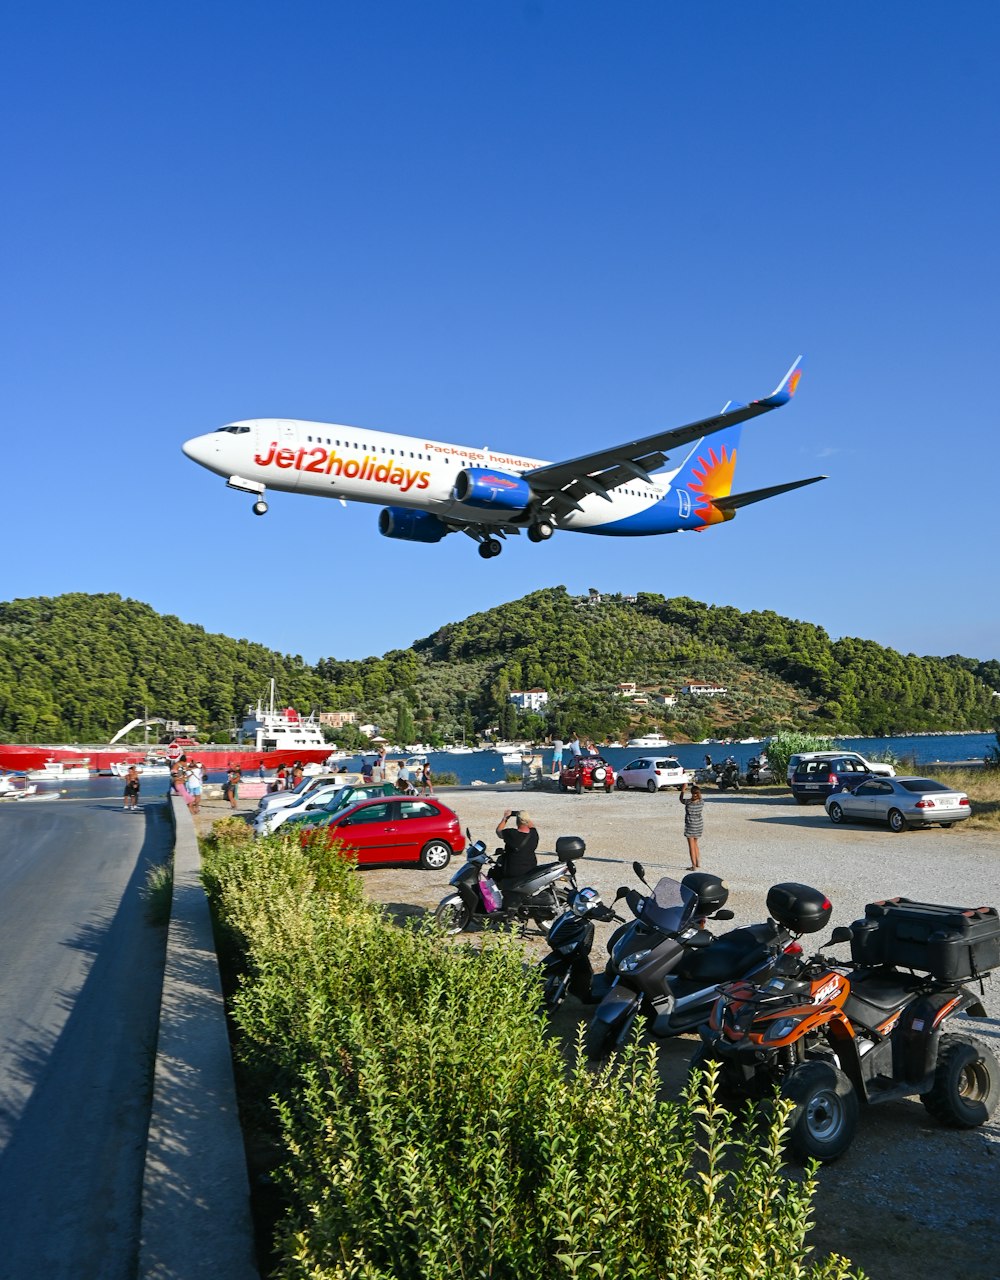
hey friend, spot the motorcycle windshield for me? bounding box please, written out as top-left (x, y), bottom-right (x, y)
top-left (638, 878), bottom-right (698, 932)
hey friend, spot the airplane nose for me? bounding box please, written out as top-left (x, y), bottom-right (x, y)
top-left (182, 434), bottom-right (214, 462)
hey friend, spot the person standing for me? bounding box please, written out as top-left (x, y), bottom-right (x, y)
top-left (550, 736), bottom-right (564, 776)
top-left (679, 783), bottom-right (704, 869)
top-left (566, 731), bottom-right (581, 760)
top-left (123, 764), bottom-right (141, 811)
top-left (186, 762), bottom-right (203, 815)
top-left (420, 761), bottom-right (434, 795)
top-left (224, 765), bottom-right (241, 810)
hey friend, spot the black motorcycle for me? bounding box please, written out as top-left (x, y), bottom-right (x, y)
top-left (716, 756), bottom-right (742, 791)
top-left (535, 886), bottom-right (626, 1011)
top-left (434, 831), bottom-right (585, 936)
top-left (584, 863), bottom-right (816, 1060)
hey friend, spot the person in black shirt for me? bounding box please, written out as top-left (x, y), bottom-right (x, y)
top-left (495, 809), bottom-right (539, 881)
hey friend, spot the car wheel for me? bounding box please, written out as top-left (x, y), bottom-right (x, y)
top-left (434, 894), bottom-right (472, 934)
top-left (828, 802), bottom-right (844, 824)
top-left (615, 776), bottom-right (627, 791)
top-left (920, 1033), bottom-right (1000, 1128)
top-left (940, 822), bottom-right (955, 828)
top-left (646, 779), bottom-right (657, 793)
top-left (887, 808), bottom-right (907, 833)
top-left (794, 795), bottom-right (810, 805)
top-left (604, 782), bottom-right (612, 793)
top-left (559, 780), bottom-right (568, 792)
top-left (420, 840), bottom-right (453, 870)
top-left (575, 778), bottom-right (583, 794)
top-left (781, 1061), bottom-right (859, 1162)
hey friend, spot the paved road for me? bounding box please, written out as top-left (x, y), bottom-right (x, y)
top-left (0, 795), bottom-right (170, 1280)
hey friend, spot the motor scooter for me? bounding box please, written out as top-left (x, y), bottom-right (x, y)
top-left (716, 756), bottom-right (742, 790)
top-left (696, 895), bottom-right (1000, 1161)
top-left (434, 830), bottom-right (585, 935)
top-left (584, 866), bottom-right (825, 1060)
top-left (535, 887), bottom-right (626, 1011)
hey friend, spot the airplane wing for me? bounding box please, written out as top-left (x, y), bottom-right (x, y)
top-left (522, 357), bottom-right (803, 512)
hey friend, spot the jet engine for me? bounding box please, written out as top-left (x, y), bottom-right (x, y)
top-left (378, 507), bottom-right (448, 543)
top-left (452, 468), bottom-right (532, 512)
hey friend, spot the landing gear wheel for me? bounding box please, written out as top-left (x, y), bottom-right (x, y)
top-left (434, 894), bottom-right (472, 934)
top-left (887, 808), bottom-right (907, 833)
top-left (828, 801), bottom-right (844, 824)
top-left (478, 538), bottom-right (503, 559)
top-left (252, 500), bottom-right (268, 516)
top-left (646, 779), bottom-right (657, 793)
top-left (780, 1061), bottom-right (859, 1162)
top-left (420, 840), bottom-right (453, 871)
top-left (921, 1033), bottom-right (1000, 1128)
top-left (527, 521), bottom-right (554, 542)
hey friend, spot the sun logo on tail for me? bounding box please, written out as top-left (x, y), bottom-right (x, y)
top-left (687, 444), bottom-right (737, 526)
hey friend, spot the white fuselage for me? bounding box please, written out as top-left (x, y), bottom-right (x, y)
top-left (182, 418), bottom-right (679, 531)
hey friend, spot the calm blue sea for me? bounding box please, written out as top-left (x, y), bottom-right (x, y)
top-left (22, 731), bottom-right (995, 801)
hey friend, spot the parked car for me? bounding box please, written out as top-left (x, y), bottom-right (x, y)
top-left (790, 756), bottom-right (876, 804)
top-left (255, 771), bottom-right (348, 816)
top-left (253, 780), bottom-right (353, 834)
top-left (299, 795), bottom-right (464, 869)
top-left (276, 783), bottom-right (397, 835)
top-left (559, 755), bottom-right (615, 793)
top-left (786, 750), bottom-right (895, 786)
top-left (615, 756), bottom-right (694, 792)
top-left (825, 776), bottom-right (972, 832)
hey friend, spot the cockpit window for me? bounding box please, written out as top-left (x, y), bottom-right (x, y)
top-left (216, 425), bottom-right (252, 434)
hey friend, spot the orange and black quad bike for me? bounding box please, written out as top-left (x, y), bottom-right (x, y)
top-left (696, 894), bottom-right (1000, 1162)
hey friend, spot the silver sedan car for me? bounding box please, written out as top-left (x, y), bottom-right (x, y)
top-left (824, 776), bottom-right (972, 832)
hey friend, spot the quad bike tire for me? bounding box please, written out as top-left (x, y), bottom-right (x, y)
top-left (920, 1033), bottom-right (1000, 1128)
top-left (780, 1060), bottom-right (859, 1162)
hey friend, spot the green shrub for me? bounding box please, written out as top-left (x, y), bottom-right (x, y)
top-left (205, 825), bottom-right (864, 1280)
top-left (142, 857), bottom-right (173, 926)
top-left (763, 731), bottom-right (835, 784)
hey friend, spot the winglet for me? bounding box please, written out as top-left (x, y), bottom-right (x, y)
top-left (758, 356), bottom-right (803, 408)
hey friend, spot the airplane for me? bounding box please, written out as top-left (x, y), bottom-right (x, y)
top-left (181, 357), bottom-right (824, 559)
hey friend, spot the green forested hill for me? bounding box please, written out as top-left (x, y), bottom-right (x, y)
top-left (0, 589), bottom-right (996, 745)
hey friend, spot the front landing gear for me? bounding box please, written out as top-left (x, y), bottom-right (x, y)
top-left (252, 500), bottom-right (268, 516)
top-left (478, 538), bottom-right (503, 559)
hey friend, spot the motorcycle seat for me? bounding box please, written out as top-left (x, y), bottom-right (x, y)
top-left (675, 924), bottom-right (775, 984)
top-left (501, 861), bottom-right (566, 893)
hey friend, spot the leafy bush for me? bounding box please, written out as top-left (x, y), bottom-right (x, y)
top-left (205, 827), bottom-right (864, 1280)
top-left (763, 731), bottom-right (835, 784)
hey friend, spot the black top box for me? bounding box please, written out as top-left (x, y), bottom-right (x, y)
top-left (850, 898), bottom-right (1000, 982)
top-left (555, 835), bottom-right (586, 860)
top-left (766, 883), bottom-right (833, 934)
top-left (681, 871), bottom-right (729, 916)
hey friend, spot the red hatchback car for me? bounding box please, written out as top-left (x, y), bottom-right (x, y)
top-left (299, 795), bottom-right (464, 869)
top-left (559, 755), bottom-right (616, 794)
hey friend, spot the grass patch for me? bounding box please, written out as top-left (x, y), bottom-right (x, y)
top-left (143, 858), bottom-right (174, 925)
top-left (920, 767), bottom-right (1000, 830)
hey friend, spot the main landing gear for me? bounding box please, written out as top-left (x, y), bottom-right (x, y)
top-left (478, 538), bottom-right (503, 559)
top-left (527, 521), bottom-right (554, 543)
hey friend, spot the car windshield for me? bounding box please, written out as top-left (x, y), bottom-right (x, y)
top-left (637, 877), bottom-right (698, 932)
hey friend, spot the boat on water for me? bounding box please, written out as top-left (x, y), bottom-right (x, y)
top-left (625, 733), bottom-right (674, 749)
top-left (0, 774), bottom-right (38, 800)
top-left (27, 759), bottom-right (92, 780)
top-left (109, 755), bottom-right (172, 778)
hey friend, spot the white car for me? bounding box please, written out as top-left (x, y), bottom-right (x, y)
top-left (615, 756), bottom-right (694, 793)
top-left (254, 781), bottom-right (351, 834)
top-left (255, 772), bottom-right (347, 816)
top-left (786, 751), bottom-right (895, 786)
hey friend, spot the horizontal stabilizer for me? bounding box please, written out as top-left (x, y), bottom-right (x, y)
top-left (711, 474), bottom-right (826, 512)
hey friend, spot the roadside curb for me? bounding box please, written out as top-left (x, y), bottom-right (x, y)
top-left (138, 796), bottom-right (259, 1279)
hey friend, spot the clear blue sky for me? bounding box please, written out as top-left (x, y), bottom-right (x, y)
top-left (4, 2), bottom-right (997, 664)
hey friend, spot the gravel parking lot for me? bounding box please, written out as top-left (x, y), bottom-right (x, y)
top-left (211, 783), bottom-right (1000, 1280)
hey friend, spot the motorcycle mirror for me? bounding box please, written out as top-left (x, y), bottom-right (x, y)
top-left (828, 926), bottom-right (853, 945)
top-left (632, 860), bottom-right (646, 881)
top-left (615, 886), bottom-right (630, 901)
top-left (713, 909), bottom-right (735, 921)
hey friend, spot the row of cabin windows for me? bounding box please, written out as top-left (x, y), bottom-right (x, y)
top-left (306, 435), bottom-right (441, 463)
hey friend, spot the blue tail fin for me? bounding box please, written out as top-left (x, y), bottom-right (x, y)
top-left (673, 422), bottom-right (742, 501)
